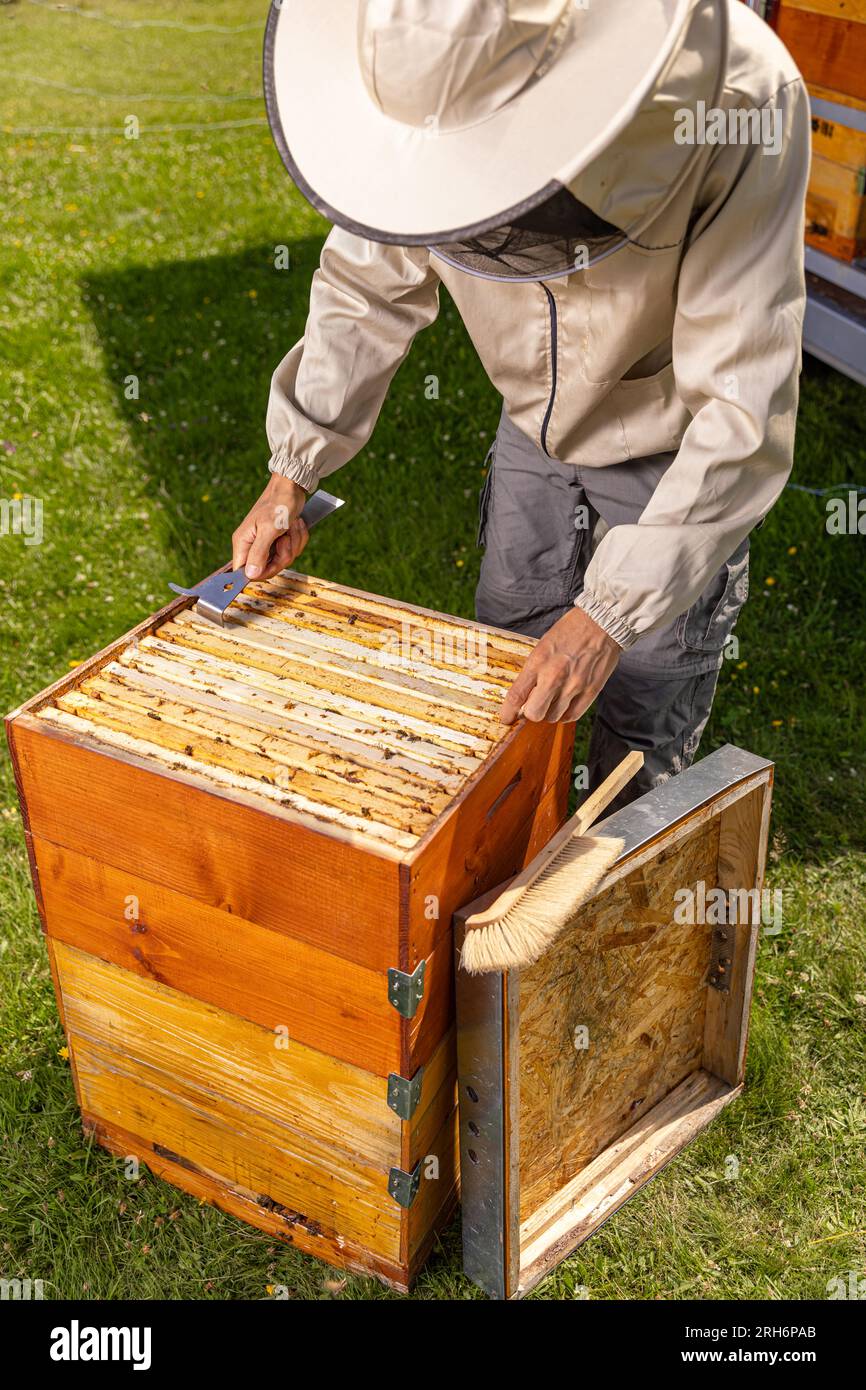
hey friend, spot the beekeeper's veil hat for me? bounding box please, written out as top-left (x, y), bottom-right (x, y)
top-left (264, 0), bottom-right (728, 282)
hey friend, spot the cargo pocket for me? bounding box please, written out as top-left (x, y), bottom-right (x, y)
top-left (676, 541), bottom-right (750, 655)
top-left (476, 443), bottom-right (496, 548)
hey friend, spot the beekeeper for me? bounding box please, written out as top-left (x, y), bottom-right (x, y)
top-left (232, 0), bottom-right (809, 806)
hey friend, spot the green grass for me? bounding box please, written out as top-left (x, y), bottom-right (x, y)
top-left (1, 1), bottom-right (865, 1302)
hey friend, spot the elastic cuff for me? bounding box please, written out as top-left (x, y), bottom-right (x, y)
top-left (267, 446), bottom-right (321, 494)
top-left (574, 590), bottom-right (640, 650)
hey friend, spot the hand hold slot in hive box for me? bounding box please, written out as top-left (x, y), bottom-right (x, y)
top-left (6, 569), bottom-right (574, 1291)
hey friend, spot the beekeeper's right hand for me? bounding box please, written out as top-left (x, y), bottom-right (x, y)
top-left (231, 475), bottom-right (309, 581)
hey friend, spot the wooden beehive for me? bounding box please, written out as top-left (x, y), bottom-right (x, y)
top-left (776, 2), bottom-right (866, 104)
top-left (806, 83), bottom-right (866, 262)
top-left (455, 746), bottom-right (773, 1298)
top-left (7, 569), bottom-right (574, 1291)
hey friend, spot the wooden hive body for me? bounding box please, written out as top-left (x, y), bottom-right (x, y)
top-left (7, 569), bottom-right (574, 1290)
top-left (455, 746), bottom-right (773, 1299)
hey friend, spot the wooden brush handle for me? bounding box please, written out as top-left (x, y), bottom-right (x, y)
top-left (570, 749), bottom-right (644, 836)
top-left (465, 749), bottom-right (643, 930)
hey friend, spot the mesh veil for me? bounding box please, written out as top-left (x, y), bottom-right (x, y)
top-left (429, 184), bottom-right (627, 281)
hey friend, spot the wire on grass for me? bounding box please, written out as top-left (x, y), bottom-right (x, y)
top-left (24, 0), bottom-right (262, 33)
top-left (4, 73), bottom-right (261, 102)
top-left (787, 483), bottom-right (866, 495)
top-left (3, 118), bottom-right (269, 135)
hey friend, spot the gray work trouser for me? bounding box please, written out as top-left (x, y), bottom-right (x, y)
top-left (475, 409), bottom-right (750, 814)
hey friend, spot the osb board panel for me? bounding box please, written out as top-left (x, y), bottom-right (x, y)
top-left (30, 570), bottom-right (532, 853)
top-left (517, 817), bottom-right (720, 1222)
top-left (406, 721), bottom-right (574, 966)
top-left (9, 718), bottom-right (403, 973)
top-left (87, 1113), bottom-right (410, 1291)
top-left (55, 941), bottom-right (402, 1168)
top-left (517, 1069), bottom-right (737, 1293)
top-left (35, 837), bottom-right (403, 1076)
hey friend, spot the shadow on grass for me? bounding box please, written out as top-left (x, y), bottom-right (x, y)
top-left (82, 249), bottom-right (866, 863)
top-left (82, 237), bottom-right (326, 582)
top-left (82, 238), bottom-right (498, 612)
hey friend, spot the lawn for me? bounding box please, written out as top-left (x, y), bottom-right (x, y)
top-left (1, 0), bottom-right (864, 1302)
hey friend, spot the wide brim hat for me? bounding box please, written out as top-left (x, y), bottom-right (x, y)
top-left (263, 0), bottom-right (712, 247)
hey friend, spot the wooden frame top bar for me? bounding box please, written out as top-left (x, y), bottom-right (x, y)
top-left (16, 569), bottom-right (537, 856)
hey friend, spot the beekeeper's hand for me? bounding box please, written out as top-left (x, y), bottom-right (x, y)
top-left (231, 476), bottom-right (309, 581)
top-left (499, 606), bottom-right (620, 725)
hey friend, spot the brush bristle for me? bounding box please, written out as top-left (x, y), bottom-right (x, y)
top-left (460, 834), bottom-right (624, 975)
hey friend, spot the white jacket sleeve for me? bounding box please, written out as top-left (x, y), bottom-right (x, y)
top-left (576, 77), bottom-right (811, 648)
top-left (266, 227), bottom-right (441, 492)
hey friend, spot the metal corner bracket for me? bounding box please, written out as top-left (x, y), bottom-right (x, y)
top-left (388, 1160), bottom-right (422, 1209)
top-left (387, 960), bottom-right (426, 1018)
top-left (386, 1067), bottom-right (425, 1121)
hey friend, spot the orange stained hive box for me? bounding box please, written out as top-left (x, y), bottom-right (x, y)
top-left (7, 569), bottom-right (573, 1291)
